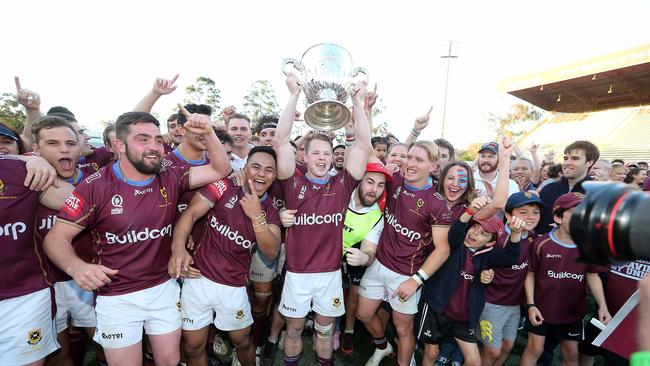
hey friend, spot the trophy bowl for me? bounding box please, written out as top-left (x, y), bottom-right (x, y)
top-left (282, 43), bottom-right (368, 131)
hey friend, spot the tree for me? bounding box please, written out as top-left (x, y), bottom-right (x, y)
top-left (242, 80), bottom-right (280, 124)
top-left (0, 93), bottom-right (26, 132)
top-left (488, 103), bottom-right (543, 139)
top-left (184, 76), bottom-right (221, 116)
top-left (457, 142), bottom-right (484, 162)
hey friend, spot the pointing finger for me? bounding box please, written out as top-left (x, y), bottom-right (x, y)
top-left (373, 83), bottom-right (378, 94)
top-left (247, 179), bottom-right (258, 197)
top-left (178, 103), bottom-right (191, 119)
top-left (170, 74), bottom-right (179, 84)
top-left (427, 106), bottom-right (433, 116)
top-left (14, 76), bottom-right (22, 91)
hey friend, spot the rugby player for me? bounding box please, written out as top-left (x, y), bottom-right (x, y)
top-left (273, 73), bottom-right (371, 366)
top-left (44, 109), bottom-right (230, 366)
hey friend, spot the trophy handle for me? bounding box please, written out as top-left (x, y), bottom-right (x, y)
top-left (350, 67), bottom-right (369, 83)
top-left (281, 58), bottom-right (303, 75)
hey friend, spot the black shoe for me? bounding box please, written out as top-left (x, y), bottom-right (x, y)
top-left (258, 339), bottom-right (277, 366)
top-left (340, 332), bottom-right (354, 356)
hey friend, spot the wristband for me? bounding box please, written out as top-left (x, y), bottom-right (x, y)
top-left (466, 207), bottom-right (477, 216)
top-left (411, 274), bottom-right (423, 286)
top-left (525, 304), bottom-right (537, 310)
top-left (411, 128), bottom-right (421, 137)
top-left (631, 351), bottom-right (650, 366)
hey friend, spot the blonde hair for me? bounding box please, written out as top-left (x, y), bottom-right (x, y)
top-left (411, 140), bottom-right (439, 163)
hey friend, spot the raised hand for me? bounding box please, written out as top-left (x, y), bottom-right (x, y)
top-left (222, 105), bottom-right (237, 122)
top-left (286, 73), bottom-right (301, 96)
top-left (351, 80), bottom-right (368, 105)
top-left (15, 76), bottom-right (41, 110)
top-left (153, 74), bottom-right (179, 95)
top-left (528, 142), bottom-right (539, 155)
top-left (507, 216), bottom-right (526, 234)
top-left (240, 179), bottom-right (264, 220)
top-left (178, 103), bottom-right (212, 135)
top-left (364, 83), bottom-right (379, 112)
top-left (498, 136), bottom-right (514, 162)
top-left (469, 195), bottom-right (491, 213)
top-left (413, 106), bottom-right (434, 133)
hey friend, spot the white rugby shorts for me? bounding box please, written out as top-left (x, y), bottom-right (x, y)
top-left (181, 276), bottom-right (253, 331)
top-left (359, 260), bottom-right (421, 315)
top-left (279, 270), bottom-right (345, 318)
top-left (0, 287), bottom-right (59, 365)
top-left (93, 279), bottom-right (181, 349)
top-left (54, 280), bottom-right (96, 333)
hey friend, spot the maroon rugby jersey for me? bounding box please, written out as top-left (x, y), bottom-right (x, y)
top-left (35, 170), bottom-right (94, 283)
top-left (0, 156), bottom-right (50, 300)
top-left (280, 170), bottom-right (359, 273)
top-left (193, 179), bottom-right (280, 286)
top-left (606, 260), bottom-right (650, 314)
top-left (444, 249), bottom-right (476, 322)
top-left (529, 230), bottom-right (607, 324)
top-left (164, 148), bottom-right (209, 215)
top-left (56, 162), bottom-right (191, 296)
top-left (375, 174), bottom-right (452, 276)
top-left (485, 233), bottom-right (536, 306)
top-left (77, 147), bottom-right (114, 176)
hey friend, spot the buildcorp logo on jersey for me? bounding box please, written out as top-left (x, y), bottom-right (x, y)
top-left (294, 212), bottom-right (343, 227)
top-left (105, 225), bottom-right (173, 244)
top-left (1, 221), bottom-right (27, 240)
top-left (385, 212), bottom-right (421, 242)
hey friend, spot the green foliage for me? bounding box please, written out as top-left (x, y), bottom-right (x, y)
top-left (370, 97), bottom-right (388, 136)
top-left (458, 142), bottom-right (484, 161)
top-left (184, 76), bottom-right (221, 115)
top-left (488, 103), bottom-right (543, 138)
top-left (243, 80), bottom-right (280, 124)
top-left (0, 92), bottom-right (25, 132)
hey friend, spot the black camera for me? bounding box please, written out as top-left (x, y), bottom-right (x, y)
top-left (570, 182), bottom-right (650, 265)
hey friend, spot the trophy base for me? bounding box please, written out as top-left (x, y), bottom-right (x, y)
top-left (304, 100), bottom-right (351, 132)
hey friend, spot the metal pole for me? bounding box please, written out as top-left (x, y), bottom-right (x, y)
top-left (440, 41), bottom-right (457, 138)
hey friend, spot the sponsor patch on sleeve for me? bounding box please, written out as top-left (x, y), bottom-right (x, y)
top-left (208, 180), bottom-right (229, 200)
top-left (62, 192), bottom-right (85, 217)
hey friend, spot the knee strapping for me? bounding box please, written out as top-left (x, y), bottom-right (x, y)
top-left (254, 290), bottom-right (273, 298)
top-left (314, 321), bottom-right (334, 339)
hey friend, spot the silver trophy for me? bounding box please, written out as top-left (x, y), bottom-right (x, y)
top-left (282, 43), bottom-right (368, 131)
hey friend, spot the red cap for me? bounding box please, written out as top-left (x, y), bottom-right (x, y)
top-left (553, 192), bottom-right (585, 213)
top-left (472, 216), bottom-right (505, 236)
top-left (365, 162), bottom-right (392, 183)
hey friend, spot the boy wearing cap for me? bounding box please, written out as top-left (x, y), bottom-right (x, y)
top-left (520, 192), bottom-right (611, 366)
top-left (473, 142), bottom-right (519, 199)
top-left (478, 191), bottom-right (545, 365)
top-left (418, 196), bottom-right (526, 366)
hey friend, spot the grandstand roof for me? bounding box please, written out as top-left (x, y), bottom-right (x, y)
top-left (500, 44), bottom-right (650, 113)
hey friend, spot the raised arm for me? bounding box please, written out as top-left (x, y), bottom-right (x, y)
top-left (404, 106), bottom-right (433, 145)
top-left (528, 142), bottom-right (542, 184)
top-left (363, 83), bottom-right (378, 131)
top-left (133, 74), bottom-right (179, 113)
top-left (274, 74), bottom-right (301, 180)
top-left (344, 82), bottom-right (372, 180)
top-left (15, 76), bottom-right (43, 150)
top-left (178, 104), bottom-right (231, 188)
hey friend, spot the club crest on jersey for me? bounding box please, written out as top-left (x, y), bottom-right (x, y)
top-left (27, 328), bottom-right (42, 346)
top-left (91, 162), bottom-right (99, 171)
top-left (159, 187), bottom-right (171, 207)
top-left (235, 310), bottom-right (245, 320)
top-left (524, 191), bottom-right (533, 199)
top-left (0, 179), bottom-right (4, 195)
top-left (225, 195), bottom-right (238, 209)
top-left (177, 301), bottom-right (181, 312)
top-left (416, 199), bottom-right (424, 209)
top-left (62, 192), bottom-right (84, 217)
top-left (332, 297), bottom-right (341, 308)
top-left (298, 185), bottom-right (307, 200)
top-left (111, 194), bottom-right (124, 215)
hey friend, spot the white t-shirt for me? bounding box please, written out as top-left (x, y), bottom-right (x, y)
top-left (473, 170), bottom-right (520, 198)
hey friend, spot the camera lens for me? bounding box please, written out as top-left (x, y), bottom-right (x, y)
top-left (570, 182), bottom-right (650, 265)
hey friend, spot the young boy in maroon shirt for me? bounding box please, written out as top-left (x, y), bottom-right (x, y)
top-left (520, 192), bottom-right (612, 366)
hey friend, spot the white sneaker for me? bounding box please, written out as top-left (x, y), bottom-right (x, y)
top-left (410, 353), bottom-right (417, 366)
top-left (365, 342), bottom-right (394, 366)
